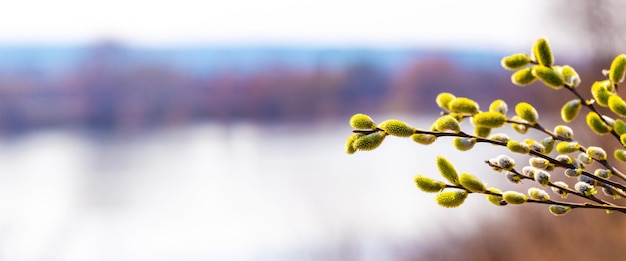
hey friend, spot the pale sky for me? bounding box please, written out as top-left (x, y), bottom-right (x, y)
top-left (2, 0), bottom-right (553, 50)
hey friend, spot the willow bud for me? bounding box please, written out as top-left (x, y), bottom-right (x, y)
top-left (609, 54), bottom-right (626, 84)
top-left (556, 141), bottom-right (580, 154)
top-left (511, 67), bottom-right (537, 86)
top-left (586, 112), bottom-right (611, 134)
top-left (496, 155), bottom-right (516, 170)
top-left (540, 137), bottom-right (555, 154)
top-left (345, 133), bottom-right (362, 154)
top-left (608, 95), bottom-right (626, 117)
top-left (486, 187), bottom-right (506, 206)
top-left (434, 115), bottom-right (461, 133)
top-left (591, 80), bottom-right (614, 107)
top-left (575, 181), bottom-right (597, 196)
top-left (505, 171), bottom-right (523, 184)
top-left (602, 186), bottom-right (621, 200)
top-left (515, 102), bottom-right (539, 124)
top-left (577, 152), bottom-right (593, 165)
top-left (561, 65), bottom-right (580, 87)
top-left (507, 140), bottom-right (530, 154)
top-left (533, 37), bottom-right (553, 67)
top-left (564, 168), bottom-right (581, 178)
top-left (459, 173), bottom-right (486, 193)
top-left (414, 174), bottom-right (446, 193)
top-left (448, 97), bottom-right (480, 115)
top-left (594, 168), bottom-right (612, 179)
top-left (352, 131), bottom-right (387, 151)
top-left (488, 133), bottom-right (510, 144)
top-left (501, 53), bottom-right (531, 70)
top-left (453, 137), bottom-right (476, 151)
top-left (614, 149), bottom-right (626, 162)
top-left (379, 119), bottom-right (415, 137)
top-left (551, 181), bottom-right (569, 198)
top-left (615, 120), bottom-right (626, 136)
top-left (489, 99), bottom-right (508, 115)
top-left (532, 65), bottom-right (564, 89)
top-left (436, 92), bottom-right (456, 111)
top-left (474, 126), bottom-right (491, 138)
top-left (510, 116), bottom-right (529, 134)
top-left (502, 191), bottom-right (528, 205)
top-left (435, 190), bottom-right (468, 208)
top-left (528, 187), bottom-right (550, 201)
top-left (534, 170), bottom-right (551, 186)
top-left (554, 125), bottom-right (574, 139)
top-left (549, 205), bottom-right (572, 216)
top-left (411, 133), bottom-right (437, 145)
top-left (578, 175), bottom-right (596, 186)
top-left (529, 157), bottom-right (550, 169)
top-left (436, 156), bottom-right (459, 185)
top-left (586, 146), bottom-right (607, 161)
top-left (522, 166), bottom-right (537, 178)
top-left (472, 111), bottom-right (508, 128)
top-left (349, 113), bottom-right (376, 130)
top-left (560, 99), bottom-right (582, 123)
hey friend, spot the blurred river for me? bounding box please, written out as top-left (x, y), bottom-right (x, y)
top-left (0, 118), bottom-right (508, 260)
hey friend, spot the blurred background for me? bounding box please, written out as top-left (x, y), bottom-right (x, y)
top-left (1, 0), bottom-right (626, 260)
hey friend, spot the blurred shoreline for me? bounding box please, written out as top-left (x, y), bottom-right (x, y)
top-left (0, 42), bottom-right (513, 137)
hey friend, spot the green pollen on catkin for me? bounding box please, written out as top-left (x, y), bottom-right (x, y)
top-left (554, 125), bottom-right (574, 139)
top-left (352, 132), bottom-right (387, 151)
top-left (474, 126), bottom-right (491, 138)
top-left (609, 54), bottom-right (626, 84)
top-left (528, 188), bottom-right (550, 201)
top-left (540, 137), bottom-right (555, 154)
top-left (436, 92), bottom-right (456, 111)
top-left (502, 191), bottom-right (528, 205)
top-left (532, 65), bottom-right (564, 89)
top-left (378, 119), bottom-right (415, 137)
top-left (436, 156), bottom-right (460, 185)
top-left (448, 97), bottom-right (480, 115)
top-left (435, 190), bottom-right (468, 208)
top-left (501, 53), bottom-right (531, 70)
top-left (608, 95), bottom-right (626, 117)
top-left (561, 99), bottom-right (582, 123)
top-left (510, 116), bottom-right (529, 134)
top-left (459, 173), bottom-right (486, 193)
top-left (533, 37), bottom-right (553, 67)
top-left (507, 140), bottom-right (530, 154)
top-left (561, 65), bottom-right (580, 87)
top-left (586, 112), bottom-right (612, 134)
top-left (434, 115), bottom-right (461, 133)
top-left (614, 149), bottom-right (626, 162)
top-left (555, 141), bottom-right (580, 154)
top-left (472, 111), bottom-right (508, 128)
top-left (486, 187), bottom-right (505, 206)
top-left (578, 152), bottom-right (593, 165)
top-left (489, 99), bottom-right (508, 115)
top-left (414, 174), bottom-right (446, 193)
top-left (345, 133), bottom-right (363, 154)
top-left (591, 80), bottom-right (614, 107)
top-left (615, 119), bottom-right (626, 136)
top-left (511, 67), bottom-right (537, 86)
top-left (349, 113), bottom-right (377, 130)
top-left (586, 146), bottom-right (607, 161)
